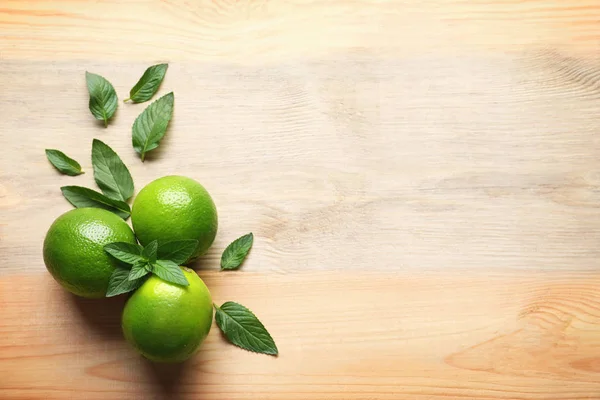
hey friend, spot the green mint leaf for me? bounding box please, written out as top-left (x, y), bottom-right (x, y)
top-left (142, 240), bottom-right (158, 263)
top-left (214, 301), bottom-right (278, 356)
top-left (86, 71), bottom-right (118, 127)
top-left (221, 233), bottom-right (254, 270)
top-left (126, 63), bottom-right (168, 103)
top-left (106, 267), bottom-right (146, 297)
top-left (45, 149), bottom-right (84, 176)
top-left (132, 92), bottom-right (174, 161)
top-left (152, 260), bottom-right (189, 286)
top-left (128, 261), bottom-right (150, 281)
top-left (157, 239), bottom-right (198, 265)
top-left (61, 186), bottom-right (130, 219)
top-left (91, 139), bottom-right (134, 202)
top-left (104, 242), bottom-right (144, 265)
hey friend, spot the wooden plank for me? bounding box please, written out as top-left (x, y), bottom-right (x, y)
top-left (1, 0), bottom-right (600, 62)
top-left (3, 54), bottom-right (600, 274)
top-left (1, 270), bottom-right (600, 400)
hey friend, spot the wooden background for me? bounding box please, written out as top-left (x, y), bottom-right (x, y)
top-left (2, 1), bottom-right (600, 399)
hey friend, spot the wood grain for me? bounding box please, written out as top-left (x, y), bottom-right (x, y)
top-left (1, 0), bottom-right (600, 61)
top-left (2, 270), bottom-right (600, 400)
top-left (2, 0), bottom-right (600, 399)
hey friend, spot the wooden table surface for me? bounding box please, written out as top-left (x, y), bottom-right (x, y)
top-left (2, 1), bottom-right (600, 399)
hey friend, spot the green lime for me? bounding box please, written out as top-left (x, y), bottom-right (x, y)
top-left (43, 208), bottom-right (136, 298)
top-left (121, 267), bottom-right (213, 363)
top-left (131, 175), bottom-right (217, 262)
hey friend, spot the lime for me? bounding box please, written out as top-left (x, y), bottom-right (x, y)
top-left (131, 176), bottom-right (217, 262)
top-left (121, 267), bottom-right (213, 363)
top-left (43, 208), bottom-right (136, 298)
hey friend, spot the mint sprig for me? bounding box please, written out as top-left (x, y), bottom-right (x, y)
top-left (128, 261), bottom-right (150, 281)
top-left (106, 267), bottom-right (146, 297)
top-left (86, 71), bottom-right (118, 127)
top-left (104, 239), bottom-right (197, 296)
top-left (221, 233), bottom-right (253, 270)
top-left (125, 63), bottom-right (168, 103)
top-left (132, 92), bottom-right (174, 161)
top-left (152, 259), bottom-right (188, 286)
top-left (142, 240), bottom-right (158, 263)
top-left (158, 239), bottom-right (198, 265)
top-left (92, 139), bottom-right (134, 202)
top-left (214, 301), bottom-right (278, 356)
top-left (104, 242), bottom-right (144, 264)
top-left (45, 149), bottom-right (84, 176)
top-left (59, 142), bottom-right (134, 220)
top-left (61, 186), bottom-right (131, 219)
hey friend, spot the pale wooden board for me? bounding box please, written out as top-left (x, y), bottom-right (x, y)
top-left (2, 0), bottom-right (600, 399)
top-left (2, 270), bottom-right (600, 400)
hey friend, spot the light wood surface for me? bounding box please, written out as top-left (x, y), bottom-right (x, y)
top-left (2, 1), bottom-right (600, 399)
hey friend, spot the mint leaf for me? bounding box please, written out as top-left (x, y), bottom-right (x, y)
top-left (152, 260), bottom-right (189, 286)
top-left (221, 233), bottom-right (253, 270)
top-left (215, 302), bottom-right (278, 356)
top-left (91, 139), bottom-right (134, 202)
top-left (45, 149), bottom-right (83, 176)
top-left (128, 261), bottom-right (150, 281)
top-left (157, 239), bottom-right (198, 265)
top-left (126, 63), bottom-right (168, 103)
top-left (104, 242), bottom-right (144, 265)
top-left (61, 186), bottom-right (130, 219)
top-left (106, 267), bottom-right (146, 297)
top-left (142, 240), bottom-right (158, 263)
top-left (132, 92), bottom-right (174, 161)
top-left (86, 71), bottom-right (118, 127)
